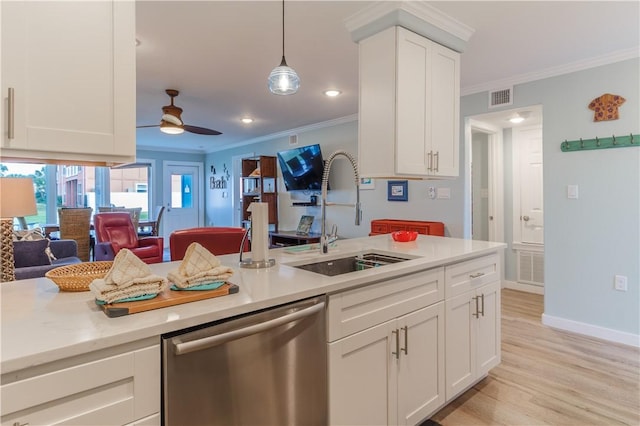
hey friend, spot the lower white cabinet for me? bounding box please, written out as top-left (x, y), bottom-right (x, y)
top-left (445, 280), bottom-right (501, 400)
top-left (329, 302), bottom-right (445, 425)
top-left (1, 344), bottom-right (160, 426)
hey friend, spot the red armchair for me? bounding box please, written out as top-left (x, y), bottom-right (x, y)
top-left (169, 227), bottom-right (249, 261)
top-left (94, 213), bottom-right (164, 264)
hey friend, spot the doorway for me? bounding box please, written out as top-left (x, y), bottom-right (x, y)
top-left (465, 105), bottom-right (544, 294)
top-left (163, 161), bottom-right (204, 244)
top-left (232, 152), bottom-right (255, 228)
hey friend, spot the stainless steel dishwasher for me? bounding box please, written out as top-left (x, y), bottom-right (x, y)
top-left (162, 295), bottom-right (327, 425)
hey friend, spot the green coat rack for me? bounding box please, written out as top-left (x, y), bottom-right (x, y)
top-left (561, 134), bottom-right (639, 152)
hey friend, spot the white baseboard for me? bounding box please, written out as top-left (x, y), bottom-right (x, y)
top-left (542, 313), bottom-right (640, 348)
top-left (502, 280), bottom-right (544, 295)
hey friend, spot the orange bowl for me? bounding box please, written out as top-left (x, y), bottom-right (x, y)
top-left (391, 231), bottom-right (418, 242)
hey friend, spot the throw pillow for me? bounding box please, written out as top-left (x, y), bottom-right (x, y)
top-left (12, 228), bottom-right (57, 262)
top-left (13, 239), bottom-right (52, 268)
top-left (13, 228), bottom-right (45, 241)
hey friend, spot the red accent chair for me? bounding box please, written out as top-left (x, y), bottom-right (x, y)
top-left (169, 227), bottom-right (249, 261)
top-left (94, 213), bottom-right (164, 264)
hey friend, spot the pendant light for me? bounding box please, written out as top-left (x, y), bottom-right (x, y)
top-left (268, 0), bottom-right (300, 95)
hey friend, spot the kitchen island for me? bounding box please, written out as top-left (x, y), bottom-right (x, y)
top-left (1, 234), bottom-right (505, 425)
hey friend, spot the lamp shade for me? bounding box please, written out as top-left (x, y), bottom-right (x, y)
top-left (268, 57), bottom-right (300, 95)
top-left (0, 177), bottom-right (37, 219)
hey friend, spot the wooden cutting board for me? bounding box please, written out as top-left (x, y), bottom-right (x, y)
top-left (99, 283), bottom-right (239, 318)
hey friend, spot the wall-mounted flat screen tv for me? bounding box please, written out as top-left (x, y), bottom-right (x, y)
top-left (277, 144), bottom-right (326, 191)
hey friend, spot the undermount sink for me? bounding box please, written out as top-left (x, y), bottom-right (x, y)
top-left (292, 251), bottom-right (415, 277)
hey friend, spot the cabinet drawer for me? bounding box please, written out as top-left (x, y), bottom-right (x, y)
top-left (327, 267), bottom-right (444, 342)
top-left (1, 345), bottom-right (159, 426)
top-left (371, 223), bottom-right (389, 233)
top-left (445, 253), bottom-right (499, 298)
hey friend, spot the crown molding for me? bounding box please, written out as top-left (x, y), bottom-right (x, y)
top-left (205, 114), bottom-right (359, 154)
top-left (344, 0), bottom-right (474, 52)
top-left (461, 46), bottom-right (640, 97)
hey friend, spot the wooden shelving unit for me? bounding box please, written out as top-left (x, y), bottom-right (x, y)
top-left (241, 156), bottom-right (278, 231)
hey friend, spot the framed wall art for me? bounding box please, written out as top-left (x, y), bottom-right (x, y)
top-left (387, 180), bottom-right (408, 201)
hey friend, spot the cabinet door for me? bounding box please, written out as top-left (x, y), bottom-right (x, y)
top-left (445, 291), bottom-right (476, 401)
top-left (397, 302), bottom-right (445, 425)
top-left (476, 281), bottom-right (501, 376)
top-left (329, 320), bottom-right (397, 426)
top-left (429, 42), bottom-right (460, 177)
top-left (1, 0), bottom-right (135, 164)
top-left (396, 27), bottom-right (432, 176)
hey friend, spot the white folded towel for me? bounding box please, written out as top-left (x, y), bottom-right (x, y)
top-left (167, 242), bottom-right (234, 289)
top-left (89, 249), bottom-right (167, 303)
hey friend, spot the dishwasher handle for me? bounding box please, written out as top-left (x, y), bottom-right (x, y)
top-left (173, 301), bottom-right (325, 356)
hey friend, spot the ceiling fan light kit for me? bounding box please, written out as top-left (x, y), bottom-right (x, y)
top-left (160, 121), bottom-right (185, 135)
top-left (268, 0), bottom-right (299, 95)
top-left (137, 89), bottom-right (222, 136)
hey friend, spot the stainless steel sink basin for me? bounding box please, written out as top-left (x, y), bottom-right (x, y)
top-left (292, 252), bottom-right (414, 277)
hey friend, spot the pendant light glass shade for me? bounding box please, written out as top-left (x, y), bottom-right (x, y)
top-left (268, 0), bottom-right (299, 95)
top-left (268, 56), bottom-right (300, 95)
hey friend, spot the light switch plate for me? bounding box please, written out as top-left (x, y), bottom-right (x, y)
top-left (567, 185), bottom-right (579, 199)
top-left (437, 188), bottom-right (451, 199)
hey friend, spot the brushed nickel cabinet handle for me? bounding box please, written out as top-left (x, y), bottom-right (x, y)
top-left (8, 88), bottom-right (15, 140)
top-left (427, 151), bottom-right (433, 172)
top-left (469, 272), bottom-right (485, 279)
top-left (401, 325), bottom-right (408, 355)
top-left (392, 329), bottom-right (400, 359)
top-left (480, 293), bottom-right (485, 317)
top-left (434, 151), bottom-right (439, 172)
top-left (472, 296), bottom-right (480, 318)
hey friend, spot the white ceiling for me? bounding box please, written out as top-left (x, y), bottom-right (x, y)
top-left (134, 1), bottom-right (640, 153)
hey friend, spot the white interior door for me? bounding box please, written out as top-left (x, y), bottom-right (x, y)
top-left (514, 125), bottom-right (544, 245)
top-left (163, 161), bottom-right (203, 244)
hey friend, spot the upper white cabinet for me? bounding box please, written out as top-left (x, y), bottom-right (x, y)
top-left (1, 0), bottom-right (136, 165)
top-left (358, 26), bottom-right (460, 178)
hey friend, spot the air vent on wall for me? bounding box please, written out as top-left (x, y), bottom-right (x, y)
top-left (489, 87), bottom-right (513, 108)
top-left (517, 250), bottom-right (544, 286)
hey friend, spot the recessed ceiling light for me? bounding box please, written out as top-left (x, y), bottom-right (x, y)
top-left (509, 116), bottom-right (525, 124)
top-left (324, 90), bottom-right (341, 97)
top-left (241, 117), bottom-right (254, 124)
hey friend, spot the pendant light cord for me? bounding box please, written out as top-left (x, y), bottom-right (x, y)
top-left (281, 0), bottom-right (285, 58)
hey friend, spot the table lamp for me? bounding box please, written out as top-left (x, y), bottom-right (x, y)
top-left (0, 177), bottom-right (37, 282)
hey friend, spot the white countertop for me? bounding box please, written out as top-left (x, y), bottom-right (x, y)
top-left (1, 235), bottom-right (505, 374)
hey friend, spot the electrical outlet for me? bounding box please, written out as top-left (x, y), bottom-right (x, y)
top-left (428, 187), bottom-right (436, 199)
top-left (614, 275), bottom-right (628, 291)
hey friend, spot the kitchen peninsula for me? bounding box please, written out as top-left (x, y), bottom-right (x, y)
top-left (1, 234), bottom-right (505, 425)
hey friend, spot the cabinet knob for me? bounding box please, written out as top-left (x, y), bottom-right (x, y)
top-left (522, 215), bottom-right (530, 222)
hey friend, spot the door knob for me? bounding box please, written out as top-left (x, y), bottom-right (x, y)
top-left (522, 215), bottom-right (530, 221)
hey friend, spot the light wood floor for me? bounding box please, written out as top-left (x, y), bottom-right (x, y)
top-left (432, 289), bottom-right (640, 425)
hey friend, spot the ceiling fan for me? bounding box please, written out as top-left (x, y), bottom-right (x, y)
top-left (137, 89), bottom-right (222, 136)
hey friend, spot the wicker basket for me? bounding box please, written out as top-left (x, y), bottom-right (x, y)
top-left (45, 261), bottom-right (113, 292)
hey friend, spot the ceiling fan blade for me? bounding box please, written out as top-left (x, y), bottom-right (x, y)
top-left (183, 125), bottom-right (222, 136)
top-left (136, 124), bottom-right (160, 129)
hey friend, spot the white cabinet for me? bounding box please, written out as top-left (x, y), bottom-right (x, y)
top-left (1, 0), bottom-right (136, 165)
top-left (1, 344), bottom-right (160, 426)
top-left (445, 279), bottom-right (501, 401)
top-left (328, 267), bottom-right (445, 425)
top-left (358, 26), bottom-right (460, 179)
top-left (329, 302), bottom-right (445, 426)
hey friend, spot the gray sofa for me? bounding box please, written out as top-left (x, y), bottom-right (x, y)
top-left (13, 239), bottom-right (82, 280)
